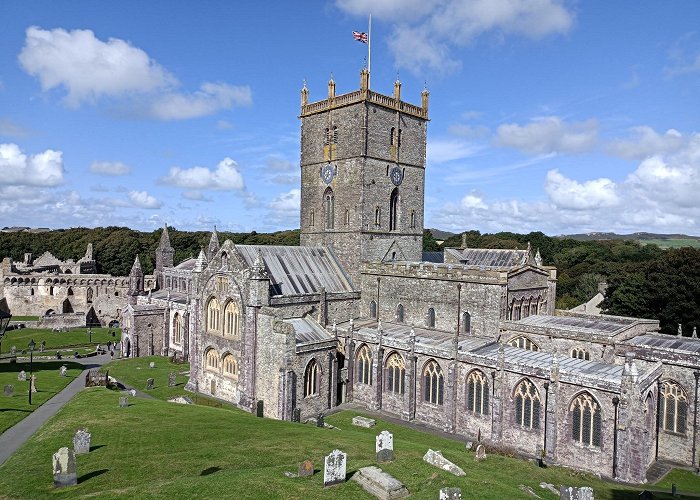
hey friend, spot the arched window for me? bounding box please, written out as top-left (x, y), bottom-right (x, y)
top-left (30, 288), bottom-right (34, 296)
top-left (462, 311), bottom-right (471, 333)
top-left (375, 206), bottom-right (381, 227)
top-left (206, 297), bottom-right (221, 333)
top-left (324, 187), bottom-right (334, 229)
top-left (390, 127), bottom-right (395, 145)
top-left (222, 354), bottom-right (238, 379)
top-left (304, 359), bottom-right (319, 397)
top-left (369, 300), bottom-right (377, 318)
top-left (530, 297), bottom-right (540, 316)
top-left (173, 313), bottom-right (182, 344)
top-left (508, 336), bottom-right (539, 351)
top-left (426, 307), bottom-right (436, 328)
top-left (571, 348), bottom-right (590, 360)
top-left (410, 210), bottom-right (416, 229)
top-left (224, 301), bottom-right (241, 338)
top-left (423, 360), bottom-right (444, 405)
top-left (570, 392), bottom-right (601, 446)
top-left (396, 304), bottom-right (404, 323)
top-left (389, 188), bottom-right (399, 231)
top-left (357, 345), bottom-right (373, 385)
top-left (67, 287), bottom-right (74, 296)
top-left (332, 126), bottom-right (338, 143)
top-left (345, 208), bottom-right (350, 226)
top-left (385, 352), bottom-right (405, 394)
top-left (514, 379), bottom-right (541, 429)
top-left (205, 348), bottom-right (219, 371)
top-left (466, 370), bottom-right (489, 415)
top-left (661, 381), bottom-right (688, 434)
top-left (310, 209), bottom-right (315, 227)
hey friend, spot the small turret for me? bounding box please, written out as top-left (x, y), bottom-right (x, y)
top-left (207, 227), bottom-right (220, 259)
top-left (393, 77), bottom-right (401, 101)
top-left (193, 248), bottom-right (208, 273)
top-left (421, 84), bottom-right (430, 114)
top-left (327, 74), bottom-right (336, 99)
top-left (360, 67), bottom-right (369, 93)
top-left (301, 79), bottom-right (309, 107)
top-left (155, 224), bottom-right (174, 290)
top-left (128, 255), bottom-right (145, 304)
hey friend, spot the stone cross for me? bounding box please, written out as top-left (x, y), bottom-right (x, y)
top-left (30, 375), bottom-right (37, 393)
top-left (376, 430), bottom-right (394, 462)
top-left (119, 396), bottom-right (128, 408)
top-left (323, 449), bottom-right (347, 487)
top-left (59, 365), bottom-right (68, 377)
top-left (73, 429), bottom-right (91, 454)
top-left (17, 370), bottom-right (26, 381)
top-left (298, 459), bottom-right (313, 477)
top-left (475, 444), bottom-right (487, 461)
top-left (168, 372), bottom-right (176, 387)
top-left (146, 378), bottom-right (154, 390)
top-left (52, 447), bottom-right (77, 487)
top-left (4, 384), bottom-right (14, 397)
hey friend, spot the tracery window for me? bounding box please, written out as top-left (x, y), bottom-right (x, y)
top-left (222, 354), bottom-right (238, 379)
top-left (304, 359), bottom-right (319, 397)
top-left (423, 360), bottom-right (444, 405)
top-left (571, 348), bottom-right (590, 360)
top-left (205, 348), bottom-right (219, 371)
top-left (224, 301), bottom-right (241, 338)
top-left (570, 392), bottom-right (601, 446)
top-left (357, 345), bottom-right (373, 385)
top-left (173, 313), bottom-right (182, 344)
top-left (462, 311), bottom-right (471, 333)
top-left (508, 336), bottom-right (539, 351)
top-left (396, 304), bottom-right (404, 323)
top-left (389, 188), bottom-right (399, 231)
top-left (426, 307), bottom-right (436, 328)
top-left (385, 352), bottom-right (405, 394)
top-left (369, 300), bottom-right (377, 318)
top-left (206, 297), bottom-right (221, 333)
top-left (514, 379), bottom-right (541, 429)
top-left (661, 381), bottom-right (688, 434)
top-left (324, 188), bottom-right (334, 230)
top-left (466, 370), bottom-right (489, 415)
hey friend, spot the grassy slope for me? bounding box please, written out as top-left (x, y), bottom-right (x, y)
top-left (1, 327), bottom-right (119, 359)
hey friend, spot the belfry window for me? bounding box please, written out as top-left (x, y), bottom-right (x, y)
top-left (324, 188), bottom-right (334, 229)
top-left (389, 188), bottom-right (399, 231)
top-left (426, 307), bottom-right (436, 328)
top-left (369, 300), bottom-right (377, 318)
top-left (462, 311), bottom-right (471, 333)
top-left (396, 304), bottom-right (404, 323)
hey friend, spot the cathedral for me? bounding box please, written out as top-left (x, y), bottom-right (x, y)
top-left (120, 69), bottom-right (699, 484)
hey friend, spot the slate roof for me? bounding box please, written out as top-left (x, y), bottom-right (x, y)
top-left (514, 315), bottom-right (634, 335)
top-left (422, 251), bottom-right (444, 263)
top-left (174, 258), bottom-right (197, 271)
top-left (148, 289), bottom-right (188, 305)
top-left (445, 248), bottom-right (528, 268)
top-left (236, 245), bottom-right (353, 296)
top-left (625, 334), bottom-right (700, 355)
top-left (285, 317), bottom-right (334, 344)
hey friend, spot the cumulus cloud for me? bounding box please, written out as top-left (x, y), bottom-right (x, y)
top-left (161, 157), bottom-right (245, 191)
top-left (496, 116), bottom-right (598, 155)
top-left (268, 189), bottom-right (300, 212)
top-left (0, 143), bottom-right (64, 186)
top-left (607, 126), bottom-right (684, 160)
top-left (89, 161), bottom-right (131, 175)
top-left (544, 169), bottom-right (618, 210)
top-left (128, 190), bottom-right (162, 209)
top-left (149, 82), bottom-right (252, 120)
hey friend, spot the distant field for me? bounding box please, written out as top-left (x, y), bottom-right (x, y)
top-left (640, 238), bottom-right (700, 249)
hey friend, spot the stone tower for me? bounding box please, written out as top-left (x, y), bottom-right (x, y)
top-left (128, 255), bottom-right (145, 305)
top-left (155, 225), bottom-right (174, 290)
top-left (299, 69), bottom-right (429, 285)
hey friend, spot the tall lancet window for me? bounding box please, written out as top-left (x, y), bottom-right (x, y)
top-left (324, 187), bottom-right (334, 229)
top-left (389, 188), bottom-right (399, 231)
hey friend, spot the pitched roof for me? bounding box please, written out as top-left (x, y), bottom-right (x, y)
top-left (445, 248), bottom-right (529, 269)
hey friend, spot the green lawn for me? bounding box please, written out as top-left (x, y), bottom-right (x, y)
top-left (0, 360), bottom-right (83, 433)
top-left (8, 315), bottom-right (40, 322)
top-left (0, 327), bottom-right (120, 358)
top-left (0, 385), bottom-right (694, 499)
top-left (100, 356), bottom-right (192, 401)
top-left (640, 238), bottom-right (700, 249)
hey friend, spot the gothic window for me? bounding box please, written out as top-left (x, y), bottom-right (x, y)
top-left (332, 126), bottom-right (338, 143)
top-left (310, 209), bottom-right (315, 227)
top-left (396, 304), bottom-right (404, 323)
top-left (86, 287), bottom-right (93, 303)
top-left (166, 277), bottom-right (171, 289)
top-left (385, 352), bottom-right (405, 394)
top-left (530, 297), bottom-right (540, 316)
top-left (514, 379), bottom-right (541, 429)
top-left (466, 370), bottom-right (489, 415)
top-left (522, 297), bottom-right (531, 318)
top-left (357, 344), bottom-right (373, 385)
top-left (426, 307), bottom-right (436, 328)
top-left (570, 392), bottom-right (602, 447)
top-left (67, 287), bottom-right (74, 296)
top-left (390, 127), bottom-right (395, 145)
top-left (389, 188), bottom-right (399, 231)
top-left (508, 336), bottom-right (539, 351)
top-left (324, 187), bottom-right (334, 230)
top-left (344, 208), bottom-right (350, 226)
top-left (205, 348), bottom-right (219, 371)
top-left (304, 359), bottom-right (319, 397)
top-left (423, 360), bottom-right (444, 405)
top-left (661, 381), bottom-right (688, 434)
top-left (222, 354), bottom-right (238, 379)
top-left (369, 300), bottom-right (377, 318)
top-left (173, 313), bottom-right (182, 344)
top-left (398, 129), bottom-right (402, 146)
top-left (323, 128), bottom-right (330, 146)
top-left (224, 301), bottom-right (241, 338)
top-left (30, 288), bottom-right (34, 296)
top-left (410, 210), bottom-right (416, 229)
top-left (206, 297), bottom-right (221, 334)
top-left (375, 206), bottom-right (381, 227)
top-left (571, 348), bottom-right (590, 360)
top-left (462, 311), bottom-right (471, 333)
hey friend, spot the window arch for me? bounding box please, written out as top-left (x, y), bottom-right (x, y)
top-left (310, 209), bottom-right (315, 227)
top-left (466, 370), bottom-right (489, 415)
top-left (224, 301), bottom-right (241, 338)
top-left (389, 188), bottom-right (399, 231)
top-left (344, 208), bottom-right (350, 226)
top-left (426, 307), bottom-right (436, 328)
top-left (206, 297), bottom-right (221, 333)
top-left (423, 360), bottom-right (444, 405)
top-left (514, 379), bottom-right (541, 429)
top-left (570, 392), bottom-right (602, 447)
top-left (571, 347), bottom-right (590, 360)
top-left (396, 304), bottom-right (404, 323)
top-left (67, 286), bottom-right (74, 296)
top-left (462, 311), bottom-right (471, 333)
top-left (508, 336), bottom-right (539, 351)
top-left (385, 352), bottom-right (405, 394)
top-left (204, 348), bottom-right (219, 371)
top-left (222, 353), bottom-right (238, 379)
top-left (173, 313), bottom-right (182, 344)
top-left (356, 345), bottom-right (373, 385)
top-left (390, 127), bottom-right (396, 145)
top-left (324, 187), bottom-right (334, 229)
top-left (304, 359), bottom-right (319, 397)
top-left (661, 381), bottom-right (688, 434)
top-left (369, 300), bottom-right (377, 319)
top-left (410, 210), bottom-right (416, 229)
top-left (375, 206), bottom-right (381, 227)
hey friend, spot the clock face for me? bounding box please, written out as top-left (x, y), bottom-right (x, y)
top-left (321, 163), bottom-right (335, 185)
top-left (390, 166), bottom-right (403, 186)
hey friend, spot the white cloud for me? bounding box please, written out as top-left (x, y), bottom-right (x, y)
top-left (128, 190), bottom-right (162, 209)
top-left (0, 143), bottom-right (64, 187)
top-left (161, 157), bottom-right (245, 191)
top-left (607, 126), bottom-right (684, 160)
top-left (266, 155), bottom-right (295, 171)
top-left (268, 189), bottom-right (300, 212)
top-left (544, 169), bottom-right (619, 210)
top-left (149, 82), bottom-right (252, 120)
top-left (89, 161), bottom-right (131, 175)
top-left (496, 116), bottom-right (598, 155)
top-left (460, 191), bottom-right (487, 210)
top-left (427, 139), bottom-right (481, 163)
top-left (182, 190), bottom-right (212, 201)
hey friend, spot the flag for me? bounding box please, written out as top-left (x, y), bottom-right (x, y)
top-left (353, 31), bottom-right (368, 44)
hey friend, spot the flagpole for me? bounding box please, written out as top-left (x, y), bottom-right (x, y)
top-left (367, 14), bottom-right (371, 89)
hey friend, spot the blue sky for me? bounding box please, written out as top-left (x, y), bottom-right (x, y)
top-left (1, 1), bottom-right (699, 236)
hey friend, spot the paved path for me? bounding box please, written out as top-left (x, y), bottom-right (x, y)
top-left (0, 353), bottom-right (112, 467)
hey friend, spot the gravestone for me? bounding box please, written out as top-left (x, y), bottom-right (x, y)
top-left (119, 396), bottom-right (128, 408)
top-left (323, 449), bottom-right (347, 487)
top-left (465, 441), bottom-right (473, 451)
top-left (352, 415), bottom-right (376, 428)
top-left (10, 346), bottom-right (16, 356)
top-left (475, 444), bottom-right (486, 461)
top-left (256, 400), bottom-right (264, 417)
top-left (4, 384), bottom-right (14, 397)
top-left (146, 378), bottom-right (154, 390)
top-left (73, 429), bottom-right (91, 454)
top-left (292, 408), bottom-right (301, 423)
top-left (316, 413), bottom-right (324, 427)
top-left (52, 447), bottom-right (77, 487)
top-left (149, 361), bottom-right (155, 368)
top-left (168, 372), bottom-right (176, 387)
top-left (298, 459), bottom-right (314, 477)
top-left (376, 430), bottom-right (394, 463)
top-left (351, 466), bottom-right (409, 499)
top-left (59, 365), bottom-right (68, 377)
top-left (17, 370), bottom-right (26, 381)
top-left (30, 375), bottom-right (37, 393)
top-left (423, 449), bottom-right (465, 476)
top-left (129, 389), bottom-right (137, 397)
top-left (440, 488), bottom-right (463, 499)
top-left (560, 486), bottom-right (594, 500)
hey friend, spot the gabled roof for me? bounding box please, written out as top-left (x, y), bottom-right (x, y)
top-left (445, 248), bottom-right (529, 269)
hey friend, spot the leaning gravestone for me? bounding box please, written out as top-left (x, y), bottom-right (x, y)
top-left (323, 449), bottom-right (347, 487)
top-left (59, 365), bottom-right (68, 377)
top-left (440, 487), bottom-right (463, 499)
top-left (352, 466), bottom-right (409, 499)
top-left (168, 372), bottom-right (176, 387)
top-left (119, 396), bottom-right (128, 408)
top-left (560, 486), bottom-right (594, 500)
top-left (298, 459), bottom-right (314, 477)
top-left (73, 429), bottom-right (91, 454)
top-left (423, 449), bottom-right (466, 476)
top-left (52, 447), bottom-right (77, 487)
top-left (4, 384), bottom-right (14, 397)
top-left (376, 430), bottom-right (394, 463)
top-left (475, 443), bottom-right (486, 461)
top-left (17, 370), bottom-right (26, 381)
top-left (146, 378), bottom-right (154, 390)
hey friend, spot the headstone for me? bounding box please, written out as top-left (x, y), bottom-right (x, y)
top-left (10, 345), bottom-right (16, 355)
top-left (465, 441), bottom-right (473, 450)
top-left (73, 429), bottom-right (91, 454)
top-left (376, 430), bottom-right (394, 463)
top-left (256, 400), bottom-right (264, 417)
top-left (351, 466), bottom-right (409, 499)
top-left (316, 413), bottom-right (324, 427)
top-left (59, 365), bottom-right (68, 377)
top-left (540, 483), bottom-right (560, 495)
top-left (423, 449), bottom-right (465, 476)
top-left (149, 361), bottom-right (155, 368)
top-left (168, 372), bottom-right (176, 387)
top-left (323, 449), bottom-right (347, 487)
top-left (167, 396), bottom-right (194, 405)
top-left (440, 488), bottom-right (462, 500)
top-left (475, 443), bottom-right (486, 461)
top-left (119, 396), bottom-right (128, 408)
top-left (17, 370), bottom-right (26, 381)
top-left (146, 378), bottom-right (154, 390)
top-left (560, 486), bottom-right (594, 500)
top-left (30, 375), bottom-right (37, 393)
top-left (352, 415), bottom-right (376, 428)
top-left (292, 408), bottom-right (301, 423)
top-left (52, 447), bottom-right (77, 487)
top-left (298, 460), bottom-right (313, 477)
top-left (4, 384), bottom-right (14, 397)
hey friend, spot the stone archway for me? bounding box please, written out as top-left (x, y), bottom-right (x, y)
top-left (62, 298), bottom-right (74, 314)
